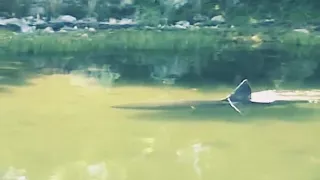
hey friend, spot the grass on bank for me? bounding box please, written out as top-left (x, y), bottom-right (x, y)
top-left (0, 27), bottom-right (320, 56)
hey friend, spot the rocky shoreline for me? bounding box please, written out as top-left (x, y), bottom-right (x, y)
top-left (0, 14), bottom-right (225, 33)
top-left (1, 14), bottom-right (320, 34)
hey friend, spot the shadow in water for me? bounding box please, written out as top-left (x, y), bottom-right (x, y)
top-left (0, 87), bottom-right (10, 93)
top-left (129, 105), bottom-right (320, 122)
top-left (0, 59), bottom-right (40, 92)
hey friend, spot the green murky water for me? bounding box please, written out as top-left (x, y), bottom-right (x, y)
top-left (1, 72), bottom-right (320, 180)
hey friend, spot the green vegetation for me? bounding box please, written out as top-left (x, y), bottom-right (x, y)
top-left (0, 27), bottom-right (320, 85)
top-left (0, 28), bottom-right (319, 55)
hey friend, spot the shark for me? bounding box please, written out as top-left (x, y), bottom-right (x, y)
top-left (111, 79), bottom-right (319, 114)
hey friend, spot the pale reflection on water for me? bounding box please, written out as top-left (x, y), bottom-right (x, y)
top-left (69, 64), bottom-right (120, 91)
top-left (1, 167), bottom-right (27, 180)
top-left (0, 75), bottom-right (320, 180)
top-left (49, 161), bottom-right (110, 180)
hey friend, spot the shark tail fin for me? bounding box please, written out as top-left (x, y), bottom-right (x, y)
top-left (225, 79), bottom-right (252, 114)
top-left (228, 79), bottom-right (252, 101)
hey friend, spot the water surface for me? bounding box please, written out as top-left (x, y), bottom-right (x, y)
top-left (0, 74), bottom-right (320, 180)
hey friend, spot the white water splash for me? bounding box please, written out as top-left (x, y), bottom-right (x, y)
top-left (49, 161), bottom-right (109, 180)
top-left (139, 137), bottom-right (155, 156)
top-left (1, 167), bottom-right (27, 180)
top-left (69, 64), bottom-right (120, 91)
top-left (98, 65), bottom-right (121, 89)
top-left (130, 137), bottom-right (155, 162)
top-left (176, 143), bottom-right (210, 179)
top-left (87, 162), bottom-right (109, 180)
top-left (150, 57), bottom-right (189, 85)
top-left (69, 70), bottom-right (93, 88)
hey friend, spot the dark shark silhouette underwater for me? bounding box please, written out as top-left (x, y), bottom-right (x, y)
top-left (111, 79), bottom-right (319, 114)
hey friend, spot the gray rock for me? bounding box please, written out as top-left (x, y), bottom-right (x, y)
top-left (175, 21), bottom-right (190, 28)
top-left (29, 18), bottom-right (48, 30)
top-left (211, 15), bottom-right (225, 23)
top-left (293, 28), bottom-right (310, 34)
top-left (87, 27), bottom-right (96, 32)
top-left (60, 26), bottom-right (78, 32)
top-left (98, 18), bottom-right (139, 29)
top-left (118, 18), bottom-right (137, 25)
top-left (47, 15), bottom-right (78, 31)
top-left (192, 14), bottom-right (209, 24)
top-left (0, 18), bottom-right (34, 33)
top-left (76, 17), bottom-right (99, 28)
top-left (56, 15), bottom-right (77, 23)
top-left (43, 27), bottom-right (54, 33)
top-left (81, 33), bottom-right (89, 38)
top-left (58, 29), bottom-right (68, 33)
top-left (251, 19), bottom-right (275, 27)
